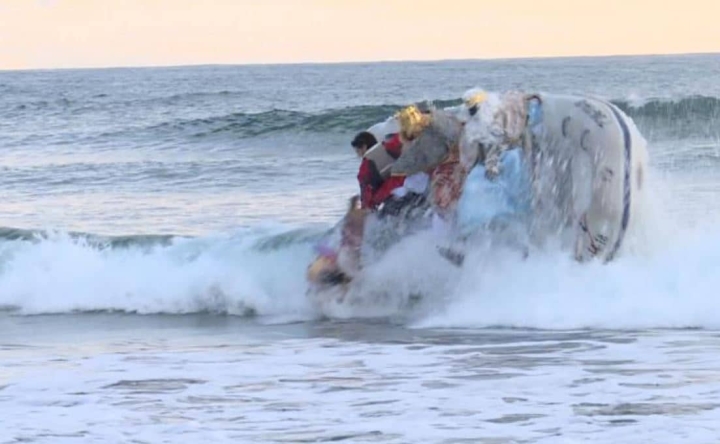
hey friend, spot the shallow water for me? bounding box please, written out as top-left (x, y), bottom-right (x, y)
top-left (5, 315), bottom-right (720, 443)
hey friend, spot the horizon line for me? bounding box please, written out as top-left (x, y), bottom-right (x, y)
top-left (1, 51), bottom-right (718, 74)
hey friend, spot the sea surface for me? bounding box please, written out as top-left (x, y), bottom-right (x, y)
top-left (2, 54), bottom-right (720, 443)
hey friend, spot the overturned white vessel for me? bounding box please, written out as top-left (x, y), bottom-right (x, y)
top-left (512, 92), bottom-right (648, 262)
top-left (306, 89), bottom-right (650, 302)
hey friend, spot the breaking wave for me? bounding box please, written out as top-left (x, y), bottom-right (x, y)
top-left (0, 225), bottom-right (326, 318)
top-left (415, 229), bottom-right (720, 331)
top-left (3, 195), bottom-right (720, 331)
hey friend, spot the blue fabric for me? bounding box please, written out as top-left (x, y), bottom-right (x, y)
top-left (456, 148), bottom-right (532, 235)
top-left (527, 97), bottom-right (543, 129)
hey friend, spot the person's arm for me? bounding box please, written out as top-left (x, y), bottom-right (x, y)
top-left (483, 144), bottom-right (505, 179)
top-left (370, 176), bottom-right (405, 207)
top-left (483, 110), bottom-right (511, 179)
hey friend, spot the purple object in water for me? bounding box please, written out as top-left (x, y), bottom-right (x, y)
top-left (314, 244), bottom-right (337, 259)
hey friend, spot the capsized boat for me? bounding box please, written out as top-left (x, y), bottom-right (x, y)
top-left (306, 89), bottom-right (650, 304)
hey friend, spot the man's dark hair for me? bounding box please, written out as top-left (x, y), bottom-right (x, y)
top-left (351, 131), bottom-right (378, 149)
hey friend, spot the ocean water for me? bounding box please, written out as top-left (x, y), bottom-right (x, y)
top-left (2, 54), bottom-right (720, 443)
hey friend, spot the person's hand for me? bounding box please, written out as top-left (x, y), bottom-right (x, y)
top-left (485, 164), bottom-right (500, 180)
top-left (347, 195), bottom-right (362, 211)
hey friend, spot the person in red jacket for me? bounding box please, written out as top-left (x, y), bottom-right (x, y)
top-left (350, 131), bottom-right (406, 210)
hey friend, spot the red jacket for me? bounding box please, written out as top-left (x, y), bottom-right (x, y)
top-left (358, 134), bottom-right (405, 210)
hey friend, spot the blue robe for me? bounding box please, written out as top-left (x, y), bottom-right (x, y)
top-left (455, 147), bottom-right (532, 236)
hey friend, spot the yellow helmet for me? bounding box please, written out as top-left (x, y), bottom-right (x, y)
top-left (396, 105), bottom-right (429, 140)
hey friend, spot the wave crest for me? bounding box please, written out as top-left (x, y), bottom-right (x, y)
top-left (137, 96), bottom-right (720, 141)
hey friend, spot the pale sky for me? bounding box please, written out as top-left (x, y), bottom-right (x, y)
top-left (1, 0), bottom-right (719, 70)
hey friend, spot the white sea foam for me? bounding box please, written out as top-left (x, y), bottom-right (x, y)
top-left (0, 227), bottom-right (318, 320)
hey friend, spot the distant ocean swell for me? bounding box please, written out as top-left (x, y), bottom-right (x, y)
top-left (117, 95), bottom-right (720, 140)
top-left (5, 95), bottom-right (719, 141)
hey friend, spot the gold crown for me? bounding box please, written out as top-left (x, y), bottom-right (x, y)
top-left (464, 91), bottom-right (487, 108)
top-left (396, 105), bottom-right (429, 139)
